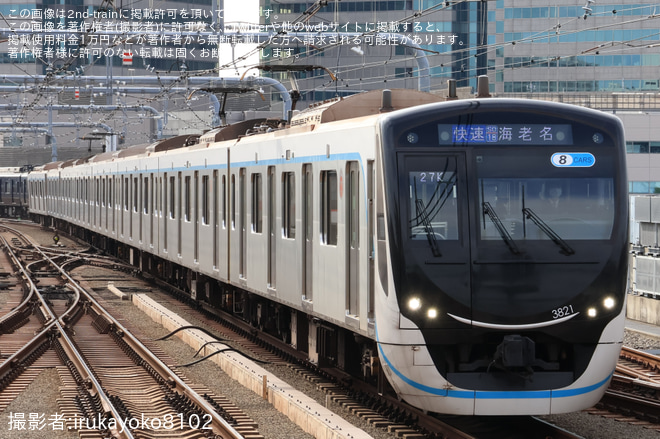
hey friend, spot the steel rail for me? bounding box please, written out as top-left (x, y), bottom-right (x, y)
top-left (0, 224), bottom-right (136, 438)
top-left (620, 345), bottom-right (660, 372)
top-left (63, 269), bottom-right (245, 438)
top-left (0, 234), bottom-right (36, 332)
top-left (1, 223), bottom-right (244, 438)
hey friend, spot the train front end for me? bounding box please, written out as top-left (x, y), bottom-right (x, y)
top-left (375, 99), bottom-right (628, 415)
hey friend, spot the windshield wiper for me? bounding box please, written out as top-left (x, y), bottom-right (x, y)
top-left (522, 207), bottom-right (575, 255)
top-left (483, 202), bottom-right (520, 254)
top-left (415, 198), bottom-right (442, 257)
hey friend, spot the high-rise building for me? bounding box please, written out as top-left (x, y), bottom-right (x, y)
top-left (258, 1), bottom-right (660, 98)
top-left (259, 0), bottom-right (488, 104)
top-left (490, 1), bottom-right (660, 94)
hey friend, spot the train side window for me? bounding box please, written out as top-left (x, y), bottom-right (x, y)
top-left (282, 172), bottom-right (296, 239)
top-left (151, 174), bottom-right (163, 216)
top-left (202, 175), bottom-right (209, 225)
top-left (157, 177), bottom-right (162, 215)
top-left (163, 174), bottom-right (168, 215)
top-left (185, 176), bottom-right (191, 221)
top-left (143, 177), bottom-right (149, 214)
top-left (320, 170), bottom-right (338, 245)
top-left (133, 177), bottom-right (138, 212)
top-left (231, 174), bottom-right (236, 229)
top-left (169, 176), bottom-right (176, 219)
top-left (252, 173), bottom-right (262, 233)
top-left (212, 171), bottom-right (218, 228)
top-left (222, 175), bottom-right (227, 229)
top-left (124, 177), bottom-right (129, 211)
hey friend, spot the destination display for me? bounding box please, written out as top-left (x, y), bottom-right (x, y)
top-left (437, 124), bottom-right (573, 145)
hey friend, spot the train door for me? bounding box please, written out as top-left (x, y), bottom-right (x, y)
top-left (177, 172), bottom-right (182, 256)
top-left (131, 176), bottom-right (137, 239)
top-left (213, 170), bottom-right (218, 269)
top-left (163, 173), bottom-right (168, 251)
top-left (89, 178), bottom-right (92, 224)
top-left (122, 177), bottom-right (127, 236)
top-left (150, 174), bottom-right (155, 246)
top-left (112, 176), bottom-right (116, 234)
top-left (303, 164), bottom-right (313, 300)
top-left (347, 162), bottom-right (359, 315)
top-left (239, 168), bottom-right (246, 278)
top-left (140, 176), bottom-right (145, 242)
top-left (94, 178), bottom-right (98, 227)
top-left (367, 160), bottom-right (375, 321)
top-left (194, 171), bottom-right (199, 261)
top-left (231, 173), bottom-right (236, 277)
top-left (99, 178), bottom-right (102, 228)
top-left (104, 177), bottom-right (108, 230)
top-left (268, 166), bottom-right (276, 289)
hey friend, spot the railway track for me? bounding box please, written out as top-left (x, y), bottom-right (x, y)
top-left (3, 221), bottom-right (650, 438)
top-left (589, 345), bottom-right (660, 430)
top-left (0, 224), bottom-right (257, 438)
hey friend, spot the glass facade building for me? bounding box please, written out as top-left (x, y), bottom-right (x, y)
top-left (259, 1), bottom-right (660, 99)
top-left (259, 0), bottom-right (489, 103)
top-left (490, 1), bottom-right (660, 94)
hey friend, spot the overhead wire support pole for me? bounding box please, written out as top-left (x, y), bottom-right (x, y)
top-left (47, 95), bottom-right (54, 161)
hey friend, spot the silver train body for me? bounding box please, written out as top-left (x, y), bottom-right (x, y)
top-left (27, 89), bottom-right (628, 415)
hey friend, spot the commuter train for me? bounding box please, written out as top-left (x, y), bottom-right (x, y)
top-left (0, 166), bottom-right (30, 217)
top-left (27, 87), bottom-right (628, 415)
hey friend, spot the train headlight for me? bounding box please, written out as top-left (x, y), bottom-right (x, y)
top-left (587, 307), bottom-right (597, 318)
top-left (427, 308), bottom-right (438, 319)
top-left (603, 297), bottom-right (615, 309)
top-left (408, 297), bottom-right (421, 311)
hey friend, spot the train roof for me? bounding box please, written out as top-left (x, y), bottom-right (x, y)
top-left (289, 89), bottom-right (444, 127)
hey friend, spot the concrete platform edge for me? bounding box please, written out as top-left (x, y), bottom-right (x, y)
top-left (131, 293), bottom-right (374, 439)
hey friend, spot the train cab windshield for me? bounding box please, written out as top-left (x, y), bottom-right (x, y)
top-left (474, 145), bottom-right (616, 253)
top-left (407, 158), bottom-right (459, 247)
top-left (479, 176), bottom-right (614, 242)
top-left (401, 146), bottom-right (616, 259)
